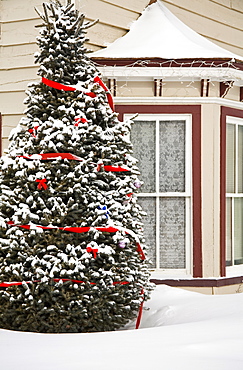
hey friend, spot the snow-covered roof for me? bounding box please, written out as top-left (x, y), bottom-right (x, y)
top-left (91, 0), bottom-right (243, 62)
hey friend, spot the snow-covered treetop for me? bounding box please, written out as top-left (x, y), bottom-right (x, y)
top-left (34, 0), bottom-right (98, 84)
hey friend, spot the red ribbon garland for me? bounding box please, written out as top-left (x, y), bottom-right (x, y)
top-left (97, 163), bottom-right (130, 173)
top-left (7, 221), bottom-right (145, 260)
top-left (35, 179), bottom-right (48, 190)
top-left (93, 76), bottom-right (114, 111)
top-left (18, 153), bottom-right (84, 161)
top-left (42, 77), bottom-right (96, 97)
top-left (0, 278), bottom-right (130, 288)
top-left (42, 76), bottom-right (114, 110)
top-left (17, 153), bottom-right (130, 173)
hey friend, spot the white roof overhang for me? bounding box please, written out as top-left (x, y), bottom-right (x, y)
top-left (95, 66), bottom-right (243, 86)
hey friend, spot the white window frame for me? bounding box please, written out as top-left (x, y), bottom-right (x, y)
top-left (226, 115), bottom-right (243, 276)
top-left (125, 113), bottom-right (192, 277)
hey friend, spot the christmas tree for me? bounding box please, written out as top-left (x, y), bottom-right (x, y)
top-left (0, 0), bottom-right (153, 333)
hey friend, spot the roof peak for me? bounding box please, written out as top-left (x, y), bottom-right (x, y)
top-left (91, 0), bottom-right (243, 62)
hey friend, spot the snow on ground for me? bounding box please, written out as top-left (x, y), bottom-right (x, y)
top-left (1, 285), bottom-right (243, 370)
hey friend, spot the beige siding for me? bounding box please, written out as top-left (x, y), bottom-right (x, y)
top-left (0, 0), bottom-right (148, 152)
top-left (179, 284), bottom-right (243, 295)
top-left (82, 0), bottom-right (148, 50)
top-left (1, 0), bottom-right (243, 154)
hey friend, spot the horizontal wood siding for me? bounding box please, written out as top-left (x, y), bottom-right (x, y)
top-left (1, 0), bottom-right (243, 152)
top-left (0, 0), bottom-right (145, 151)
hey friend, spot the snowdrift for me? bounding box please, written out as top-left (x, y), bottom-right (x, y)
top-left (1, 285), bottom-right (243, 370)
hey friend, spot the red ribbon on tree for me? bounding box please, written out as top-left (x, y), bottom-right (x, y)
top-left (94, 76), bottom-right (114, 111)
top-left (18, 153), bottom-right (84, 161)
top-left (42, 76), bottom-right (114, 110)
top-left (74, 117), bottom-right (87, 126)
top-left (0, 279), bottom-right (130, 288)
top-left (28, 125), bottom-right (39, 137)
top-left (35, 179), bottom-right (48, 190)
top-left (135, 289), bottom-right (145, 329)
top-left (17, 154), bottom-right (131, 173)
top-left (86, 246), bottom-right (98, 259)
top-left (97, 163), bottom-right (130, 173)
top-left (7, 221), bottom-right (145, 260)
top-left (42, 77), bottom-right (95, 98)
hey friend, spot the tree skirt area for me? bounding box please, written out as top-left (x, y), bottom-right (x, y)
top-left (1, 285), bottom-right (243, 370)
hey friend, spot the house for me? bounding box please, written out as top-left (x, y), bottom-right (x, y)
top-left (1, 0), bottom-right (243, 293)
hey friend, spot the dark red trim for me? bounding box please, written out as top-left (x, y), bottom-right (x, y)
top-left (191, 106), bottom-right (202, 277)
top-left (220, 81), bottom-right (233, 98)
top-left (220, 108), bottom-right (226, 276)
top-left (240, 87), bottom-right (243, 102)
top-left (0, 113), bottom-right (2, 156)
top-left (151, 275), bottom-right (243, 287)
top-left (200, 79), bottom-right (209, 97)
top-left (153, 79), bottom-right (163, 97)
top-left (92, 57), bottom-right (243, 71)
top-left (220, 107), bottom-right (243, 276)
top-left (116, 104), bottom-right (202, 277)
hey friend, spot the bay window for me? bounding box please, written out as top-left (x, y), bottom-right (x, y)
top-left (128, 114), bottom-right (192, 273)
top-left (226, 116), bottom-right (243, 267)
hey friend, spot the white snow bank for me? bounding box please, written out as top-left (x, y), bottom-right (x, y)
top-left (1, 285), bottom-right (243, 370)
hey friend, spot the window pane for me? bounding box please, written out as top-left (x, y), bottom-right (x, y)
top-left (238, 125), bottom-right (243, 193)
top-left (131, 121), bottom-right (156, 192)
top-left (159, 120), bottom-right (185, 192)
top-left (226, 124), bottom-right (235, 193)
top-left (159, 197), bottom-right (186, 269)
top-left (138, 197), bottom-right (156, 268)
top-left (234, 197), bottom-right (243, 265)
top-left (226, 197), bottom-right (232, 266)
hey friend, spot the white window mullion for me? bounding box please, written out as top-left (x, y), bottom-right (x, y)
top-left (185, 196), bottom-right (192, 273)
top-left (186, 116), bottom-right (192, 273)
top-left (125, 113), bottom-right (192, 274)
top-left (156, 197), bottom-right (160, 270)
top-left (185, 115), bottom-right (192, 195)
top-left (231, 197), bottom-right (235, 265)
top-left (155, 119), bottom-right (160, 270)
top-left (235, 123), bottom-right (239, 194)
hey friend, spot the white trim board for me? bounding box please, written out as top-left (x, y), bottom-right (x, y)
top-left (114, 97), bottom-right (243, 110)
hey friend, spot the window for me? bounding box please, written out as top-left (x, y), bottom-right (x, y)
top-left (226, 116), bottom-right (243, 267)
top-left (128, 114), bottom-right (192, 273)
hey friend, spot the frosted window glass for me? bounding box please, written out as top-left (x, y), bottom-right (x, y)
top-left (138, 197), bottom-right (156, 268)
top-left (159, 121), bottom-right (185, 192)
top-left (226, 197), bottom-right (232, 266)
top-left (131, 121), bottom-right (156, 192)
top-left (226, 124), bottom-right (235, 193)
top-left (131, 118), bottom-right (188, 270)
top-left (234, 198), bottom-right (243, 265)
top-left (159, 198), bottom-right (185, 269)
top-left (238, 126), bottom-right (243, 193)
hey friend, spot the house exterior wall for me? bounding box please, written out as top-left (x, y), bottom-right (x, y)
top-left (1, 0), bottom-right (243, 153)
top-left (160, 0), bottom-right (243, 57)
top-left (1, 0), bottom-right (243, 290)
top-left (201, 103), bottom-right (221, 278)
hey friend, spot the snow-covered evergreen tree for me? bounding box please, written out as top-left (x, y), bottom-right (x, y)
top-left (0, 0), bottom-right (153, 333)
